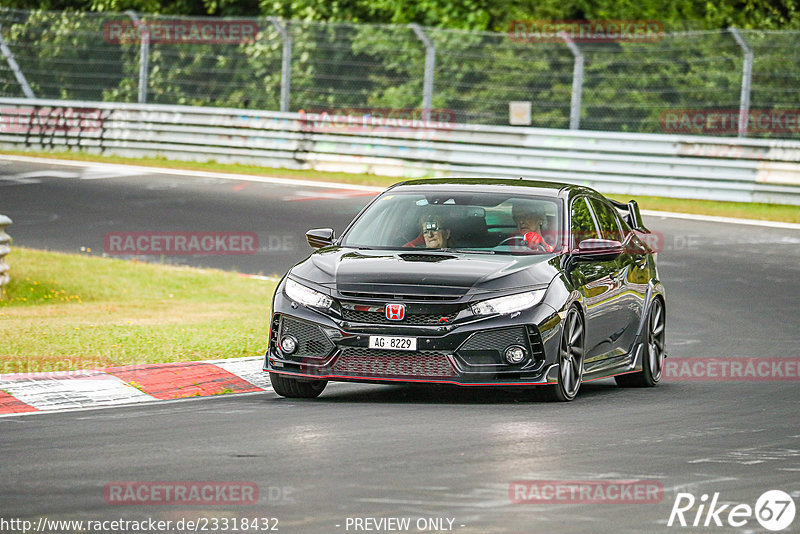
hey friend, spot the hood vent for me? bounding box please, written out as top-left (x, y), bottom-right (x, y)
top-left (398, 253), bottom-right (456, 263)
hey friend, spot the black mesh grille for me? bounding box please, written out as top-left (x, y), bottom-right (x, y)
top-left (341, 309), bottom-right (457, 325)
top-left (280, 317), bottom-right (334, 358)
top-left (333, 348), bottom-right (455, 378)
top-left (457, 353), bottom-right (498, 365)
top-left (460, 327), bottom-right (528, 351)
top-left (457, 327), bottom-right (529, 366)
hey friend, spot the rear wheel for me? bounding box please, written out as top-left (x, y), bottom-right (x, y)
top-left (616, 298), bottom-right (665, 388)
top-left (538, 307), bottom-right (584, 402)
top-left (269, 372), bottom-right (327, 398)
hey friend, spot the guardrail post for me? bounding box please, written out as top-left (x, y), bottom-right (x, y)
top-left (729, 27), bottom-right (753, 138)
top-left (0, 215), bottom-right (12, 298)
top-left (558, 31), bottom-right (583, 130)
top-left (125, 11), bottom-right (150, 104)
top-left (0, 24), bottom-right (36, 99)
top-left (410, 23), bottom-right (435, 120)
top-left (268, 17), bottom-right (292, 113)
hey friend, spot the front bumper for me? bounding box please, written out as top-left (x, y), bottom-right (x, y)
top-left (264, 290), bottom-right (564, 386)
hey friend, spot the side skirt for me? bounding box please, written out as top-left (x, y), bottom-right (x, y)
top-left (581, 343), bottom-right (645, 383)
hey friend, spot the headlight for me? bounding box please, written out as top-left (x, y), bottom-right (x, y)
top-left (470, 289), bottom-right (545, 316)
top-left (284, 279), bottom-right (333, 309)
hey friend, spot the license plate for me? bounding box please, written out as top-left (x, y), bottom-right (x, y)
top-left (368, 336), bottom-right (417, 351)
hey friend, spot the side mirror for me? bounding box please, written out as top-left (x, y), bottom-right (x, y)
top-left (574, 238), bottom-right (623, 261)
top-left (306, 228), bottom-right (335, 249)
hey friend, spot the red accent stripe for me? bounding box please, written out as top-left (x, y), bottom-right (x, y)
top-left (268, 366), bottom-right (641, 387)
top-left (0, 390), bottom-right (38, 414)
top-left (269, 369), bottom-right (557, 387)
top-left (105, 362), bottom-right (260, 400)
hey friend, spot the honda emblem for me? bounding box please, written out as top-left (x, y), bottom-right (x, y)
top-left (385, 303), bottom-right (405, 321)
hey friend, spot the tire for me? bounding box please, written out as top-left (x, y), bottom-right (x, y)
top-left (537, 307), bottom-right (585, 402)
top-left (269, 372), bottom-right (327, 399)
top-left (615, 298), bottom-right (665, 388)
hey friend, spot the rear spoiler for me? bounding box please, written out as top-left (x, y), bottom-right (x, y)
top-left (609, 199), bottom-right (648, 232)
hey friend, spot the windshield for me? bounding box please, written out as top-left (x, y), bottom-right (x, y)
top-left (341, 190), bottom-right (563, 254)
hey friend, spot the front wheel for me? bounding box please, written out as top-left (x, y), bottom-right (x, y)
top-left (616, 298), bottom-right (665, 388)
top-left (538, 307), bottom-right (585, 402)
top-left (269, 372), bottom-right (327, 398)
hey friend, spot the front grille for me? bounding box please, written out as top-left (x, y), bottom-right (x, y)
top-left (279, 316), bottom-right (334, 358)
top-left (456, 327), bottom-right (529, 366)
top-left (333, 348), bottom-right (455, 378)
top-left (341, 309), bottom-right (458, 325)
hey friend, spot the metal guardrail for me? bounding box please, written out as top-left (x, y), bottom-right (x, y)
top-left (1, 97), bottom-right (800, 205)
top-left (0, 214), bottom-right (11, 297)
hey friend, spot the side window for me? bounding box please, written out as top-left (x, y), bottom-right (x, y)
top-left (570, 197), bottom-right (600, 248)
top-left (589, 198), bottom-right (623, 242)
top-left (616, 210), bottom-right (632, 237)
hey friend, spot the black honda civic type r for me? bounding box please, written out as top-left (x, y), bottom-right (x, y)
top-left (264, 178), bottom-right (666, 401)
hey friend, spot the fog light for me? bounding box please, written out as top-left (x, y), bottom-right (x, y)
top-left (280, 336), bottom-right (297, 354)
top-left (504, 345), bottom-right (526, 364)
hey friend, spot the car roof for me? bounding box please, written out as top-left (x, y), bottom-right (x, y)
top-left (388, 177), bottom-right (597, 199)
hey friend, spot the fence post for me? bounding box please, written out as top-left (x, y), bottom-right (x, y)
top-left (409, 23), bottom-right (435, 119)
top-left (0, 24), bottom-right (35, 99)
top-left (729, 27), bottom-right (753, 138)
top-left (0, 215), bottom-right (12, 298)
top-left (269, 17), bottom-right (292, 113)
top-left (558, 31), bottom-right (583, 130)
top-left (125, 11), bottom-right (150, 104)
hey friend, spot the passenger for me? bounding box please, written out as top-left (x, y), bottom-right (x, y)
top-left (510, 201), bottom-right (554, 252)
top-left (404, 214), bottom-right (452, 249)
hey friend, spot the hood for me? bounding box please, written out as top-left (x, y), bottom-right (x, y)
top-left (289, 247), bottom-right (560, 298)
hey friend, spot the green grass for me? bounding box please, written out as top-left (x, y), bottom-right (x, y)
top-left (2, 148), bottom-right (799, 222)
top-left (0, 247), bottom-right (276, 373)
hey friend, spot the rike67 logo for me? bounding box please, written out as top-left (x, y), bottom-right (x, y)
top-left (668, 490), bottom-right (796, 531)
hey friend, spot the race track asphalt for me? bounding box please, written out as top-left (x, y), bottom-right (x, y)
top-left (1, 157), bottom-right (798, 533)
